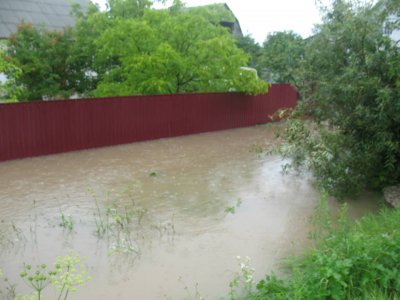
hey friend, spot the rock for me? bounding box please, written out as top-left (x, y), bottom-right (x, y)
top-left (383, 185), bottom-right (400, 208)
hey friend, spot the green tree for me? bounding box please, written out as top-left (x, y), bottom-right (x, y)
top-left (280, 0), bottom-right (400, 198)
top-left (68, 2), bottom-right (112, 95)
top-left (93, 5), bottom-right (267, 96)
top-left (6, 24), bottom-right (74, 101)
top-left (235, 35), bottom-right (263, 76)
top-left (106, 0), bottom-right (153, 18)
top-left (261, 31), bottom-right (305, 83)
top-left (0, 46), bottom-right (23, 102)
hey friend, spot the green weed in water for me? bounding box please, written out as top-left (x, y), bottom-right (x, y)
top-left (225, 198), bottom-right (243, 214)
top-left (0, 268), bottom-right (17, 300)
top-left (20, 263), bottom-right (55, 300)
top-left (250, 144), bottom-right (264, 157)
top-left (59, 208), bottom-right (74, 232)
top-left (228, 256), bottom-right (255, 300)
top-left (88, 187), bottom-right (150, 255)
top-left (51, 251), bottom-right (92, 300)
top-left (149, 171), bottom-right (158, 177)
top-left (225, 206), bottom-right (236, 214)
top-left (17, 251), bottom-right (90, 300)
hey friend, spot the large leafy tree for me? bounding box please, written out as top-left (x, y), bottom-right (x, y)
top-left (5, 24), bottom-right (74, 101)
top-left (280, 0), bottom-right (400, 198)
top-left (235, 35), bottom-right (263, 76)
top-left (93, 3), bottom-right (267, 96)
top-left (261, 31), bottom-right (305, 83)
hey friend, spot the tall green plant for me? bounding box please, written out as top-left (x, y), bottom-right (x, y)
top-left (18, 251), bottom-right (91, 300)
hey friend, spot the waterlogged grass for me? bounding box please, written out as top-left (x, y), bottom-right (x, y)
top-left (0, 185), bottom-right (182, 299)
top-left (59, 209), bottom-right (74, 233)
top-left (241, 198), bottom-right (400, 300)
top-left (87, 186), bottom-right (165, 255)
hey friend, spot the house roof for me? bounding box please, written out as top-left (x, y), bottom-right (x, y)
top-left (0, 0), bottom-right (90, 39)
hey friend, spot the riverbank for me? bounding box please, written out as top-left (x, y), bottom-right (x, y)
top-left (239, 200), bottom-right (400, 300)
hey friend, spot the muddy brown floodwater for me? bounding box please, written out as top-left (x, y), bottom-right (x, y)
top-left (0, 125), bottom-right (380, 300)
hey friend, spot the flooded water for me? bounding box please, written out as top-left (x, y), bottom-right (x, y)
top-left (0, 125), bottom-right (379, 299)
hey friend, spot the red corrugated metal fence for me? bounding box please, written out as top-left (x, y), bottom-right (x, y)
top-left (0, 84), bottom-right (297, 162)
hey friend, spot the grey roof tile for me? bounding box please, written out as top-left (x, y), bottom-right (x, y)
top-left (0, 26), bottom-right (10, 39)
top-left (10, 1), bottom-right (27, 12)
top-left (17, 11), bottom-right (34, 23)
top-left (0, 0), bottom-right (89, 38)
top-left (6, 24), bottom-right (18, 36)
top-left (38, 3), bottom-right (55, 15)
top-left (0, 10), bottom-right (17, 24)
top-left (52, 5), bottom-right (70, 15)
top-left (19, 1), bottom-right (43, 13)
top-left (0, 1), bottom-right (11, 10)
top-left (30, 12), bottom-right (51, 26)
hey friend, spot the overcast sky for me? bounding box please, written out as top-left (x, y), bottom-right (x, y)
top-left (92, 0), bottom-right (324, 44)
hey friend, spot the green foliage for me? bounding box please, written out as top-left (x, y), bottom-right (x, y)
top-left (248, 200), bottom-right (400, 300)
top-left (88, 187), bottom-right (148, 254)
top-left (261, 31), bottom-right (305, 83)
top-left (149, 171), bottom-right (158, 177)
top-left (6, 24), bottom-right (75, 101)
top-left (20, 263), bottom-right (55, 300)
top-left (186, 3), bottom-right (236, 24)
top-left (235, 35), bottom-right (263, 75)
top-left (68, 3), bottom-right (110, 95)
top-left (51, 251), bottom-right (92, 299)
top-left (0, 46), bottom-right (23, 102)
top-left (228, 256), bottom-right (255, 300)
top-left (279, 0), bottom-right (400, 198)
top-left (106, 0), bottom-right (153, 18)
top-left (250, 143), bottom-right (264, 156)
top-left (5, 0), bottom-right (266, 100)
top-left (18, 251), bottom-right (90, 300)
top-left (59, 209), bottom-right (74, 232)
top-left (93, 6), bottom-right (267, 96)
top-left (225, 197), bottom-right (242, 214)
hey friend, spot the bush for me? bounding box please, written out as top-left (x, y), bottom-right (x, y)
top-left (249, 200), bottom-right (400, 300)
top-left (280, 0), bottom-right (400, 198)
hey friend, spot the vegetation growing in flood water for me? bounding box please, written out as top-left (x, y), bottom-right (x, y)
top-left (0, 251), bottom-right (90, 300)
